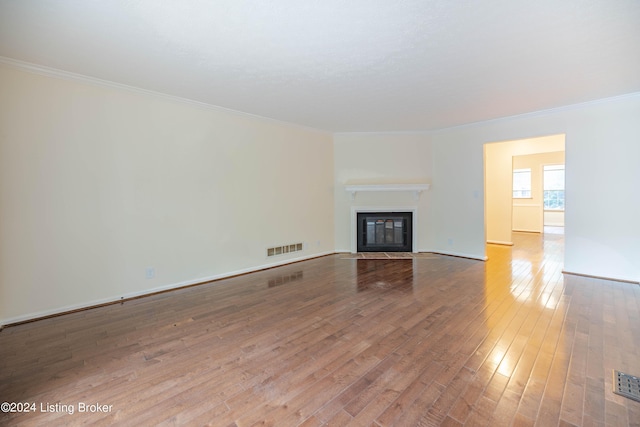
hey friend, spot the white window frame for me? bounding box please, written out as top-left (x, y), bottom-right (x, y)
top-left (543, 164), bottom-right (565, 211)
top-left (513, 168), bottom-right (532, 199)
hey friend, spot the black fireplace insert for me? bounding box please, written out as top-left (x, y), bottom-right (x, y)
top-left (356, 212), bottom-right (412, 252)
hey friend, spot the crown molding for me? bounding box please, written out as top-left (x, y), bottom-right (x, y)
top-left (3, 55), bottom-right (639, 137)
top-left (0, 56), bottom-right (331, 136)
top-left (335, 92), bottom-right (640, 136)
top-left (429, 91), bottom-right (640, 135)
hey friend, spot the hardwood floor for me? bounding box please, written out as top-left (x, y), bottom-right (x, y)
top-left (2, 232), bottom-right (639, 426)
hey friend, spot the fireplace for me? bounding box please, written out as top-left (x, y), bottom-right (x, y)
top-left (356, 212), bottom-right (413, 252)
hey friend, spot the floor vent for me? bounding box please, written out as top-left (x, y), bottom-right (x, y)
top-left (267, 242), bottom-right (303, 257)
top-left (613, 370), bottom-right (640, 402)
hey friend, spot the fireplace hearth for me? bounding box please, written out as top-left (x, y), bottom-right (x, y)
top-left (356, 212), bottom-right (413, 252)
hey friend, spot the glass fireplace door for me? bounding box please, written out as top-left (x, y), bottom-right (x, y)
top-left (357, 212), bottom-right (412, 252)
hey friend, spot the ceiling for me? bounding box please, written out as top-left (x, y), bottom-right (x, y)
top-left (1, 0), bottom-right (639, 132)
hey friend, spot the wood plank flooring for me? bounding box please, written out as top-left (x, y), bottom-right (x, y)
top-left (1, 232), bottom-right (640, 426)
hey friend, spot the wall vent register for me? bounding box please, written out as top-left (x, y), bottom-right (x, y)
top-left (357, 212), bottom-right (412, 252)
top-left (267, 243), bottom-right (303, 257)
top-left (613, 370), bottom-right (640, 402)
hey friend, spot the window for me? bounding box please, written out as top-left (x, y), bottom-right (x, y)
top-left (513, 168), bottom-right (531, 198)
top-left (544, 164), bottom-right (565, 210)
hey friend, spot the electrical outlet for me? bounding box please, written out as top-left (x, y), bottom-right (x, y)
top-left (146, 267), bottom-right (155, 279)
top-left (447, 238), bottom-right (453, 246)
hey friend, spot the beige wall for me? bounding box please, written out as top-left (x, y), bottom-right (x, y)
top-left (0, 64), bottom-right (335, 324)
top-left (484, 135), bottom-right (565, 243)
top-left (512, 151), bottom-right (565, 232)
top-left (544, 210), bottom-right (564, 227)
top-left (333, 133), bottom-right (433, 253)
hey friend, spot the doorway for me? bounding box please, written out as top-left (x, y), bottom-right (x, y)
top-left (484, 134), bottom-right (566, 246)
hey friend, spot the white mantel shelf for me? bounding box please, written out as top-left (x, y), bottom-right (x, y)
top-left (345, 183), bottom-right (431, 201)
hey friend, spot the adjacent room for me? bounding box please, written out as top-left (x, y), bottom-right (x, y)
top-left (1, 1), bottom-right (640, 425)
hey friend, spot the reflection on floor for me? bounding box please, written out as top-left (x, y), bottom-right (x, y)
top-left (340, 252), bottom-right (440, 259)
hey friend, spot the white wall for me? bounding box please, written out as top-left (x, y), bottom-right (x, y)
top-left (333, 133), bottom-right (433, 252)
top-left (0, 64), bottom-right (335, 324)
top-left (429, 132), bottom-right (487, 259)
top-left (431, 94), bottom-right (640, 282)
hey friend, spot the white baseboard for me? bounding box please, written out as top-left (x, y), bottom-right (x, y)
top-left (562, 270), bottom-right (639, 284)
top-left (427, 250), bottom-right (488, 261)
top-left (486, 240), bottom-right (514, 246)
top-left (1, 251), bottom-right (334, 327)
